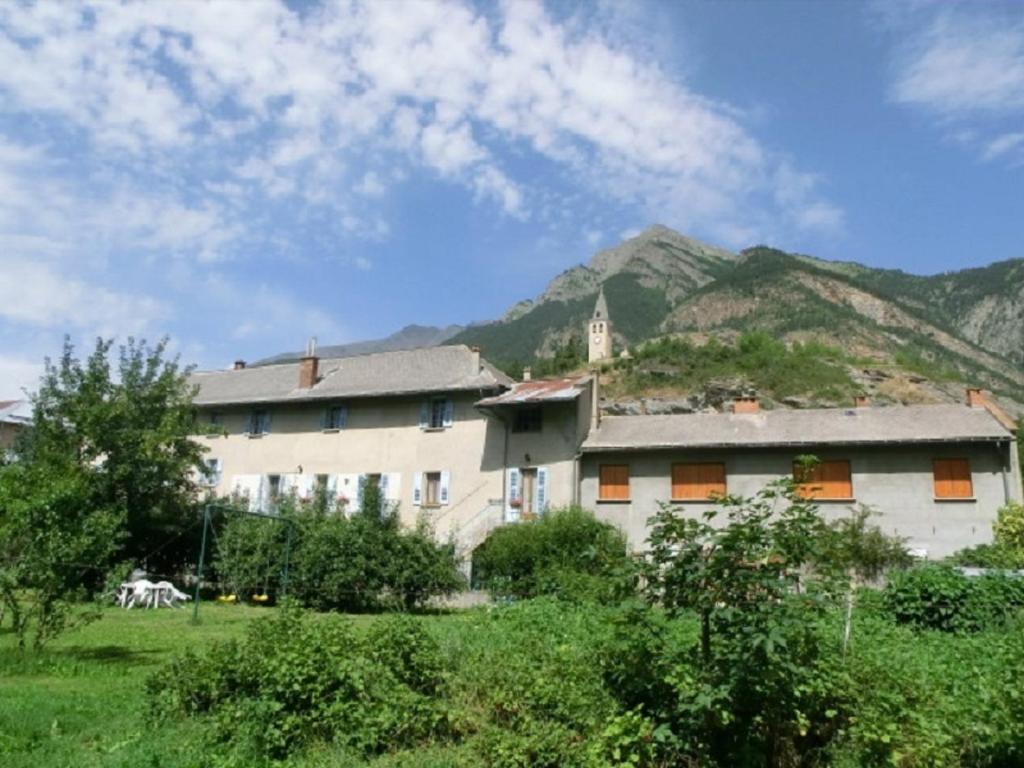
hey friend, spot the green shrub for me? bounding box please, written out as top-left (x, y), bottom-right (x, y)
top-left (884, 564), bottom-right (1024, 632)
top-left (950, 502), bottom-right (1024, 569)
top-left (994, 500), bottom-right (1024, 553)
top-left (214, 500), bottom-right (463, 612)
top-left (148, 607), bottom-right (449, 760)
top-left (471, 506), bottom-right (634, 601)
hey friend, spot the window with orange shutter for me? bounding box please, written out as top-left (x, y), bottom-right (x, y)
top-left (933, 458), bottom-right (973, 499)
top-left (599, 464), bottom-right (630, 501)
top-left (794, 460), bottom-right (853, 500)
top-left (671, 462), bottom-right (727, 500)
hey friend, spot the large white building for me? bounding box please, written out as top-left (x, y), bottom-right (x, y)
top-left (190, 296), bottom-right (1022, 560)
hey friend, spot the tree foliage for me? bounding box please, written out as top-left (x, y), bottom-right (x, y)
top-left (23, 336), bottom-right (206, 573)
top-left (0, 336), bottom-right (204, 648)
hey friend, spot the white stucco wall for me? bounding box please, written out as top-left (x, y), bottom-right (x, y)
top-left (581, 442), bottom-right (1020, 559)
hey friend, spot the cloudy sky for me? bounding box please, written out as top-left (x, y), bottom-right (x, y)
top-left (1, 0), bottom-right (1022, 397)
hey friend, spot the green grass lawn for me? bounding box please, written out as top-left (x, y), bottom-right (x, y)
top-left (0, 603), bottom-right (378, 767)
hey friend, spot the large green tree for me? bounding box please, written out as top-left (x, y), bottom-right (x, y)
top-left (16, 336), bottom-right (206, 574)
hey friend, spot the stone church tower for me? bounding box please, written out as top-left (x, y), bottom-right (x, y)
top-left (588, 286), bottom-right (612, 364)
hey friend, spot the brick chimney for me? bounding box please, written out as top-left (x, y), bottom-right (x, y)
top-left (522, 366), bottom-right (532, 382)
top-left (733, 396), bottom-right (760, 414)
top-left (854, 395), bottom-right (869, 408)
top-left (470, 345), bottom-right (481, 373)
top-left (233, 360), bottom-right (246, 370)
top-left (966, 387), bottom-right (986, 408)
top-left (298, 337), bottom-right (318, 389)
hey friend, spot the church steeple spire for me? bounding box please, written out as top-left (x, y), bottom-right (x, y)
top-left (588, 286), bottom-right (612, 363)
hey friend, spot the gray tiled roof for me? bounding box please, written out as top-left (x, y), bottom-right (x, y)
top-left (0, 400), bottom-right (31, 425)
top-left (582, 404), bottom-right (1013, 452)
top-left (190, 345), bottom-right (512, 406)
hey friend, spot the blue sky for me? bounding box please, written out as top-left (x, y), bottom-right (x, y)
top-left (1, 0), bottom-right (1022, 397)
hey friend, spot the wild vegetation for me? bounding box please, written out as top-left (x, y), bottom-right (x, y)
top-left (103, 488), bottom-right (1023, 766)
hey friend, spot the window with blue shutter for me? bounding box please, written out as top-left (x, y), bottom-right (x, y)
top-left (536, 467), bottom-right (548, 513)
top-left (440, 470), bottom-right (451, 505)
top-left (505, 467), bottom-right (520, 520)
top-left (422, 397), bottom-right (453, 429)
top-left (248, 409), bottom-right (270, 435)
top-left (323, 405), bottom-right (347, 430)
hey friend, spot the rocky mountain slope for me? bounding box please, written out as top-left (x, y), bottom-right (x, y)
top-left (450, 226), bottom-right (1024, 412)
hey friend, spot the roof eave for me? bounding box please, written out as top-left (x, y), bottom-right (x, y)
top-left (580, 436), bottom-right (1010, 452)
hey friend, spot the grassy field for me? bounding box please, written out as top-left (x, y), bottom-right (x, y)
top-left (0, 603), bottom-right (373, 767)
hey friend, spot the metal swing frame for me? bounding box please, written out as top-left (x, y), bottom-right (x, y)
top-left (191, 501), bottom-right (295, 624)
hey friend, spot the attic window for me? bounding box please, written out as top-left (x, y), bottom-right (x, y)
top-left (512, 406), bottom-right (543, 433)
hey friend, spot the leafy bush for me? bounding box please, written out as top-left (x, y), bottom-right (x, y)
top-left (950, 501), bottom-right (1024, 569)
top-left (471, 506), bottom-right (634, 601)
top-left (994, 500), bottom-right (1024, 554)
top-left (884, 564), bottom-right (1024, 632)
top-left (149, 607), bottom-right (449, 760)
top-left (815, 505), bottom-right (912, 583)
top-left (214, 499), bottom-right (463, 612)
top-left (643, 478), bottom-right (848, 765)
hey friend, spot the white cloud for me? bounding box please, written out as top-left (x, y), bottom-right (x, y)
top-left (889, 6), bottom-right (1024, 164)
top-left (0, 0), bottom-right (841, 247)
top-left (0, 353), bottom-right (43, 400)
top-left (983, 131), bottom-right (1024, 163)
top-left (0, 257), bottom-right (166, 335)
top-left (892, 14), bottom-right (1024, 115)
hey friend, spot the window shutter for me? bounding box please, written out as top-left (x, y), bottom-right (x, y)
top-left (326, 475), bottom-right (340, 510)
top-left (413, 472), bottom-right (422, 506)
top-left (505, 468), bottom-right (520, 520)
top-left (419, 401), bottom-right (430, 429)
top-left (355, 474), bottom-right (366, 511)
top-left (934, 458), bottom-right (972, 499)
top-left (535, 467), bottom-right (548, 513)
top-left (443, 398), bottom-right (454, 427)
top-left (338, 406), bottom-right (348, 429)
top-left (258, 475), bottom-right (271, 512)
top-left (599, 465), bottom-right (629, 500)
top-left (379, 473), bottom-right (389, 503)
top-left (440, 470), bottom-right (451, 505)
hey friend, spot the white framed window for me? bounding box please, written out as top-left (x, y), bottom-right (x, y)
top-left (413, 470), bottom-right (450, 506)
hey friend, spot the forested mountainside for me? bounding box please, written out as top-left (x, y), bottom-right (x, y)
top-left (450, 226), bottom-right (1024, 413)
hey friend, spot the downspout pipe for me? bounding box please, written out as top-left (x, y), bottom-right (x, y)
top-left (1001, 441), bottom-right (1012, 505)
